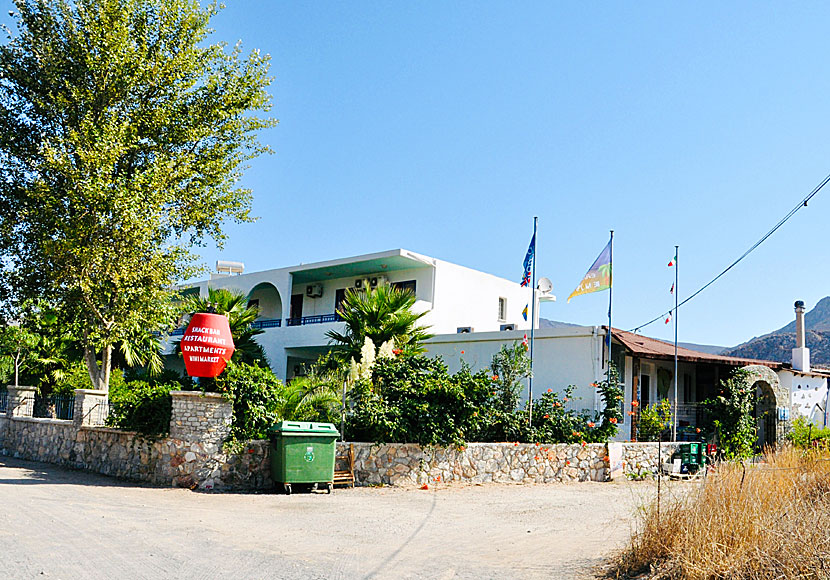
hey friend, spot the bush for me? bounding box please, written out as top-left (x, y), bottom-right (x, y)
top-left (530, 366), bottom-right (623, 444)
top-left (215, 360), bottom-right (285, 444)
top-left (787, 416), bottom-right (830, 449)
top-left (107, 378), bottom-right (174, 437)
top-left (702, 368), bottom-right (756, 459)
top-left (346, 355), bottom-right (492, 447)
top-left (637, 398), bottom-right (672, 442)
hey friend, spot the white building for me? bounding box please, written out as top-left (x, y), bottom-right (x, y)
top-left (172, 250), bottom-right (829, 443)
top-left (173, 249), bottom-right (535, 380)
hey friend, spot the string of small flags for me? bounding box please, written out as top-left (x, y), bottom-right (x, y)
top-left (665, 253), bottom-right (676, 324)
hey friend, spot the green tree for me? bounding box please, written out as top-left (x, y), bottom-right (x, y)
top-left (702, 368), bottom-right (757, 459)
top-left (278, 370), bottom-right (342, 423)
top-left (326, 286), bottom-right (433, 363)
top-left (0, 324), bottom-right (39, 388)
top-left (177, 287), bottom-right (268, 367)
top-left (0, 0), bottom-right (276, 392)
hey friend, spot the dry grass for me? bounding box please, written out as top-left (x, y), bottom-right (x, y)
top-left (613, 447), bottom-right (830, 579)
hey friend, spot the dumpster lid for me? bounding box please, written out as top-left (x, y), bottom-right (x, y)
top-left (268, 421), bottom-right (340, 436)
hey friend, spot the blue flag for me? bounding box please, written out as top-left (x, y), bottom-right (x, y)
top-left (520, 233), bottom-right (535, 287)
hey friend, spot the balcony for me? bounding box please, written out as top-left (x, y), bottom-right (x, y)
top-left (285, 313), bottom-right (343, 327)
top-left (252, 318), bottom-right (282, 329)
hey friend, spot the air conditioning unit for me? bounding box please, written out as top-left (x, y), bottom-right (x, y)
top-left (354, 278), bottom-right (370, 290)
top-left (457, 327), bottom-right (473, 334)
top-left (500, 323), bottom-right (516, 331)
top-left (370, 275), bottom-right (389, 289)
top-left (305, 284), bottom-right (323, 298)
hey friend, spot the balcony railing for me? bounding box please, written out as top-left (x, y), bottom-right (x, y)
top-left (285, 313), bottom-right (343, 327)
top-left (252, 318), bottom-right (281, 329)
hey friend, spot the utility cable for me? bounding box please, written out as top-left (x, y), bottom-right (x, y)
top-left (630, 171), bottom-right (830, 333)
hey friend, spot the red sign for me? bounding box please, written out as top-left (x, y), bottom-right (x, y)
top-left (181, 313), bottom-right (235, 377)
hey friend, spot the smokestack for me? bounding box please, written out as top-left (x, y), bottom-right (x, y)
top-left (792, 300), bottom-right (810, 372)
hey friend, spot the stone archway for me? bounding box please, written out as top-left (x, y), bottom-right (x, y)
top-left (741, 365), bottom-right (789, 446)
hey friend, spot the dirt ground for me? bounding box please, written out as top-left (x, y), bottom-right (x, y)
top-left (0, 457), bottom-right (680, 579)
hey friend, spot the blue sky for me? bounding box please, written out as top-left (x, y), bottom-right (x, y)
top-left (9, 2), bottom-right (830, 347)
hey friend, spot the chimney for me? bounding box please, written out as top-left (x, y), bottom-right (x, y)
top-left (792, 300), bottom-right (810, 372)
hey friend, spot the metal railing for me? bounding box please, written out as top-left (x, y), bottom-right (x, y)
top-left (251, 318), bottom-right (281, 329)
top-left (285, 313), bottom-right (343, 327)
top-left (675, 403), bottom-right (706, 426)
top-left (33, 394), bottom-right (75, 420)
top-left (83, 400), bottom-right (110, 426)
top-left (0, 391), bottom-right (7, 413)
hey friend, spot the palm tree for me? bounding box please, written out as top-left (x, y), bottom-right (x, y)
top-left (176, 287), bottom-right (269, 367)
top-left (326, 285), bottom-right (432, 362)
top-left (278, 369), bottom-right (342, 422)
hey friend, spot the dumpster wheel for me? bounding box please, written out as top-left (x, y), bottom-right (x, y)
top-left (326, 482), bottom-right (333, 494)
top-left (284, 483), bottom-right (292, 495)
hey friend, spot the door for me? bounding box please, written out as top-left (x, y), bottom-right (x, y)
top-left (290, 294), bottom-right (303, 320)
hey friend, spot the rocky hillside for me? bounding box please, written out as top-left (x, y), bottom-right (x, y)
top-left (723, 297), bottom-right (830, 365)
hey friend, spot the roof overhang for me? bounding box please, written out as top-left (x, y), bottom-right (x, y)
top-left (610, 327), bottom-right (783, 369)
top-left (289, 249), bottom-right (434, 284)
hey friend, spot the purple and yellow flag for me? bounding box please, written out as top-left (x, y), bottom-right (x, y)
top-left (567, 241), bottom-right (612, 302)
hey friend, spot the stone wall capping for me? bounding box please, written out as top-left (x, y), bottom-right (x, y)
top-left (10, 417), bottom-right (73, 426)
top-left (6, 385), bottom-right (37, 391)
top-left (73, 389), bottom-right (108, 396)
top-left (170, 391), bottom-right (229, 401)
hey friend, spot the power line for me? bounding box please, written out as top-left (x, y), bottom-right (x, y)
top-left (630, 171), bottom-right (830, 333)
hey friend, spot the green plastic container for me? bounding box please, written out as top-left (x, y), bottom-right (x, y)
top-left (268, 421), bottom-right (339, 494)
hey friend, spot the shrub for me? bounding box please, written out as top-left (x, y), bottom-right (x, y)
top-left (107, 378), bottom-right (174, 437)
top-left (346, 355), bottom-right (491, 447)
top-left (787, 416), bottom-right (830, 449)
top-left (215, 360), bottom-right (285, 443)
top-left (702, 368), bottom-right (756, 459)
top-left (530, 366), bottom-right (623, 444)
top-left (637, 398), bottom-right (672, 442)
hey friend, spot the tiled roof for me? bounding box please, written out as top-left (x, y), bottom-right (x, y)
top-left (609, 327), bottom-right (783, 369)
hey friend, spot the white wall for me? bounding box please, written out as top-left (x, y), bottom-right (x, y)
top-left (425, 326), bottom-right (604, 413)
top-left (430, 259), bottom-right (533, 334)
top-left (779, 370), bottom-right (829, 427)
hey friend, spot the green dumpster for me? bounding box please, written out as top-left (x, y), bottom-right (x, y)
top-left (268, 421), bottom-right (339, 495)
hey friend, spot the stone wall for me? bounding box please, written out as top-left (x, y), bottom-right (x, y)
top-left (168, 391), bottom-right (233, 446)
top-left (0, 388), bottom-right (692, 490)
top-left (620, 442), bottom-right (680, 476)
top-left (349, 442), bottom-right (609, 486)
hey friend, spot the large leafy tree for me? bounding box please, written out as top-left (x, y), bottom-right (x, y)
top-left (0, 0), bottom-right (276, 392)
top-left (326, 286), bottom-right (433, 363)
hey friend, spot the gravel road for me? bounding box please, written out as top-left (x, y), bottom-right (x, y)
top-left (0, 457), bottom-right (668, 579)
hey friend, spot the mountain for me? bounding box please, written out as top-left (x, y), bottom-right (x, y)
top-left (723, 297), bottom-right (830, 365)
top-left (677, 342), bottom-right (727, 356)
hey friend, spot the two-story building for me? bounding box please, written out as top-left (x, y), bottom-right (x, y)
top-left (170, 249), bottom-right (534, 380)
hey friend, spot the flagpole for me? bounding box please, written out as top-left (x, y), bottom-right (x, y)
top-left (528, 216), bottom-right (538, 427)
top-left (606, 230), bottom-right (614, 391)
top-left (672, 245), bottom-right (679, 442)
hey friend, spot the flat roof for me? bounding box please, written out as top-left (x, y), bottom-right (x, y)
top-left (289, 249), bottom-right (434, 284)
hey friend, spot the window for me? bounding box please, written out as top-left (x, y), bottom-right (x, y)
top-left (392, 280), bottom-right (417, 295)
top-left (498, 297), bottom-right (507, 321)
top-left (247, 298), bottom-right (259, 310)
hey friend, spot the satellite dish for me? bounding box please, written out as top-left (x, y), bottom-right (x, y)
top-left (537, 277), bottom-right (553, 293)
